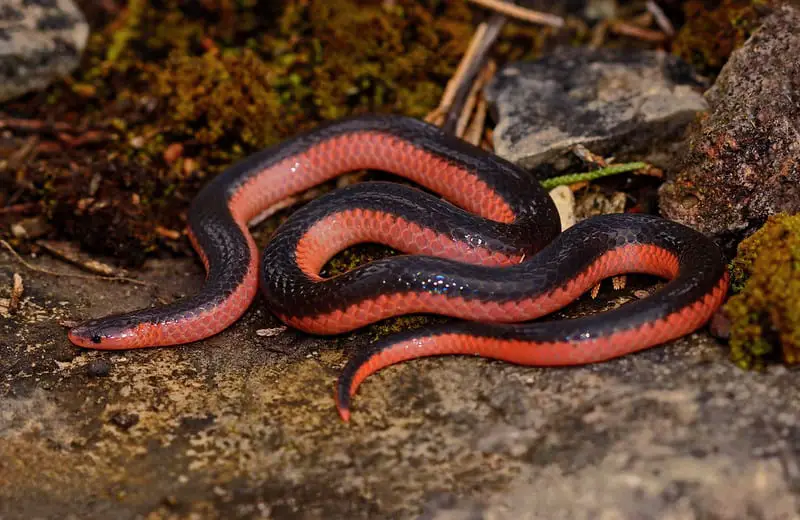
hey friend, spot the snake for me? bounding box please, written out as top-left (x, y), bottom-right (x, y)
top-left (67, 115), bottom-right (730, 421)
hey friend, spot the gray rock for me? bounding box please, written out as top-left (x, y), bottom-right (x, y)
top-left (659, 3), bottom-right (800, 236)
top-left (484, 47), bottom-right (708, 169)
top-left (0, 0), bottom-right (89, 102)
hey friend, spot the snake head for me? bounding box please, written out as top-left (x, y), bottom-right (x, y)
top-left (68, 316), bottom-right (148, 350)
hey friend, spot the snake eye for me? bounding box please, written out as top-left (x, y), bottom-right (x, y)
top-left (91, 334), bottom-right (102, 344)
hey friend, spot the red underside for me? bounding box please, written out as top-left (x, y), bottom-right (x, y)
top-left (285, 237), bottom-right (685, 335)
top-left (335, 272), bottom-right (730, 421)
top-left (146, 131), bottom-right (518, 348)
top-left (283, 205), bottom-right (731, 422)
top-left (76, 131), bottom-right (728, 381)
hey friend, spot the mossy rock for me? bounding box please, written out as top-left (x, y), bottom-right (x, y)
top-left (725, 213), bottom-right (800, 369)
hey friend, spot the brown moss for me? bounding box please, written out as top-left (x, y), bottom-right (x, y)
top-left (725, 213), bottom-right (800, 369)
top-left (672, 0), bottom-right (772, 78)
top-left (153, 49), bottom-right (285, 155)
top-left (7, 0), bottom-right (550, 263)
top-left (148, 0), bottom-right (476, 161)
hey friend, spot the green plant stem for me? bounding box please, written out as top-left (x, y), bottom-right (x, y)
top-left (540, 162), bottom-right (649, 190)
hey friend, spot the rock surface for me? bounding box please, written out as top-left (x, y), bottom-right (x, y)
top-left (484, 47), bottom-right (707, 169)
top-left (2, 250), bottom-right (799, 519)
top-left (659, 3), bottom-right (800, 236)
top-left (0, 0), bottom-right (89, 102)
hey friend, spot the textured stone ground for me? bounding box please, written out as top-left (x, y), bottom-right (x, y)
top-left (2, 250), bottom-right (798, 519)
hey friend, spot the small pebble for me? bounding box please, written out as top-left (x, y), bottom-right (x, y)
top-left (256, 326), bottom-right (287, 337)
top-left (87, 359), bottom-right (112, 377)
top-left (110, 412), bottom-right (139, 430)
top-left (709, 308), bottom-right (731, 340)
top-left (163, 143), bottom-right (184, 164)
top-left (548, 185), bottom-right (576, 230)
top-left (11, 216), bottom-right (50, 239)
top-left (51, 344), bottom-right (79, 363)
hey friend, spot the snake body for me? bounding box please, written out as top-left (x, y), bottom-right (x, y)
top-left (68, 115), bottom-right (729, 420)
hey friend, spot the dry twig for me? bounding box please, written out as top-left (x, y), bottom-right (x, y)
top-left (464, 97), bottom-right (489, 146)
top-left (0, 202), bottom-right (40, 216)
top-left (465, 0), bottom-right (564, 27)
top-left (571, 144), bottom-right (608, 167)
top-left (426, 21), bottom-right (490, 127)
top-left (0, 114), bottom-right (112, 152)
top-left (443, 14), bottom-right (506, 133)
top-left (610, 21), bottom-right (667, 43)
top-left (646, 0), bottom-right (675, 37)
top-left (37, 240), bottom-right (124, 277)
top-left (455, 60), bottom-right (495, 137)
top-left (429, 2), bottom-right (563, 134)
top-left (589, 19), bottom-right (609, 49)
top-left (1, 239), bottom-right (152, 286)
top-left (9, 273), bottom-right (23, 314)
top-left (0, 115), bottom-right (74, 133)
top-left (57, 130), bottom-right (112, 148)
top-left (154, 225), bottom-right (181, 240)
top-left (461, 60), bottom-right (496, 145)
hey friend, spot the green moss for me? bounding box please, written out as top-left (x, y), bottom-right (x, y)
top-left (672, 0), bottom-right (770, 78)
top-left (19, 0), bottom-right (547, 261)
top-left (67, 0), bottom-right (491, 175)
top-left (322, 244), bottom-right (398, 279)
top-left (725, 213), bottom-right (800, 369)
top-left (154, 49), bottom-right (285, 154)
top-left (105, 0), bottom-right (147, 63)
top-left (148, 0), bottom-right (476, 158)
